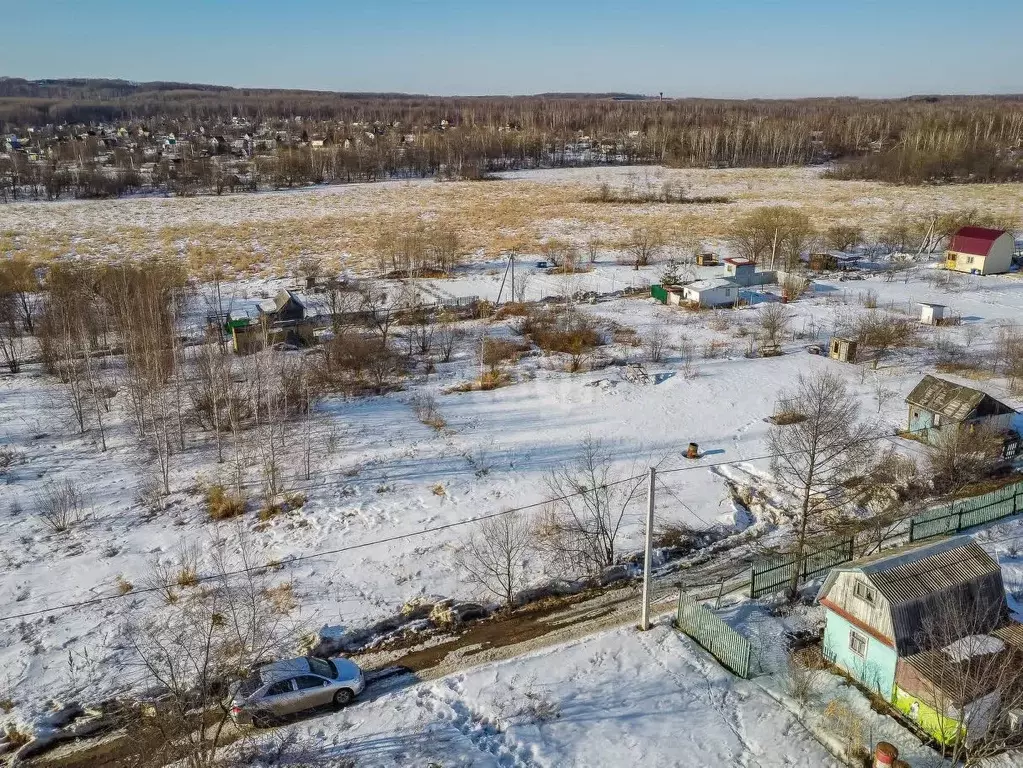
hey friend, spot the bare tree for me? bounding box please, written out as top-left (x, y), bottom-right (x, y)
top-left (0, 292), bottom-right (25, 373)
top-left (0, 255), bottom-right (40, 334)
top-left (624, 226), bottom-right (663, 270)
top-left (122, 540), bottom-right (302, 768)
top-left (925, 424), bottom-right (1005, 498)
top-left (768, 371), bottom-right (879, 598)
top-left (436, 311), bottom-right (464, 363)
top-left (538, 437), bottom-right (644, 578)
top-left (758, 302), bottom-right (790, 350)
top-left (456, 514), bottom-right (533, 609)
top-left (731, 206), bottom-right (814, 268)
top-left (905, 590), bottom-right (1023, 763)
top-left (644, 326), bottom-right (667, 363)
top-left (585, 236), bottom-right (602, 264)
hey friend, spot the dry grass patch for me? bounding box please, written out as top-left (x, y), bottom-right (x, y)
top-left (4, 168), bottom-right (1019, 276)
top-left (206, 484), bottom-right (246, 521)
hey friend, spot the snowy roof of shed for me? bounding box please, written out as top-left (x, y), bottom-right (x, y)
top-left (686, 278), bottom-right (735, 291)
top-left (905, 375), bottom-right (1014, 422)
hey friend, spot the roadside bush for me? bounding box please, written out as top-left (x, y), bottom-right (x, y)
top-left (206, 484), bottom-right (246, 521)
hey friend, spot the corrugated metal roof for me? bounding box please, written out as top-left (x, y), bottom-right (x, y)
top-left (949, 226), bottom-right (1006, 256)
top-left (862, 538), bottom-right (1000, 605)
top-left (904, 375), bottom-right (1014, 422)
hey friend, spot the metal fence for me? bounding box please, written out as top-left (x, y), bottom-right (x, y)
top-left (675, 591), bottom-right (752, 679)
top-left (909, 480), bottom-right (1023, 542)
top-left (749, 538), bottom-right (855, 599)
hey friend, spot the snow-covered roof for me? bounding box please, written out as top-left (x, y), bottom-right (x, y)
top-left (686, 278), bottom-right (734, 292)
top-left (942, 634), bottom-right (1005, 663)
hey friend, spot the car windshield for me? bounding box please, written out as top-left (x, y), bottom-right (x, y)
top-left (307, 657), bottom-right (335, 678)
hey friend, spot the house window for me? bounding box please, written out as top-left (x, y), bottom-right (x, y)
top-left (849, 629), bottom-right (868, 658)
top-left (725, 288), bottom-right (731, 297)
top-left (853, 581), bottom-right (876, 605)
top-left (965, 256), bottom-right (974, 265)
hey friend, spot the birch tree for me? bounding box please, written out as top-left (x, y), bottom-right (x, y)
top-left (768, 371), bottom-right (879, 598)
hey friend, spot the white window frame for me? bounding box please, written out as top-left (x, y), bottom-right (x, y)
top-left (849, 629), bottom-right (868, 658)
top-left (853, 581), bottom-right (876, 605)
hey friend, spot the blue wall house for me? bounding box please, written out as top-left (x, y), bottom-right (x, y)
top-left (905, 376), bottom-right (1019, 459)
top-left (817, 538), bottom-right (1007, 704)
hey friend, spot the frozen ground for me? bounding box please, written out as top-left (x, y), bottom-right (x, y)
top-left (235, 621), bottom-right (842, 768)
top-left (2, 247), bottom-right (1023, 757)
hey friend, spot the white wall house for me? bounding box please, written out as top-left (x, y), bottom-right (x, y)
top-left (681, 278), bottom-right (738, 308)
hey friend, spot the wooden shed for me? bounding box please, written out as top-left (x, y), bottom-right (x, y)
top-left (829, 336), bottom-right (858, 363)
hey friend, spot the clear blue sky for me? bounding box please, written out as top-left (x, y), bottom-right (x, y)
top-left (1, 0), bottom-right (1020, 97)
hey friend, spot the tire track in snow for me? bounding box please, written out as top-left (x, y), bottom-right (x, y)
top-left (414, 674), bottom-right (536, 768)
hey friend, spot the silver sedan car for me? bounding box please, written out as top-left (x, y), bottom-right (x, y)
top-left (231, 656), bottom-right (365, 725)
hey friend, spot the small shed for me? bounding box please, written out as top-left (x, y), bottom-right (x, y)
top-left (723, 257), bottom-right (755, 281)
top-left (696, 253), bottom-right (719, 267)
top-left (918, 302), bottom-right (946, 326)
top-left (829, 336), bottom-right (858, 363)
top-left (681, 278), bottom-right (738, 308)
top-left (906, 375), bottom-right (1017, 443)
top-left (809, 252), bottom-right (839, 271)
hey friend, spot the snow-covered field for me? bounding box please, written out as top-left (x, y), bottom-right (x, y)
top-left (236, 620), bottom-right (841, 768)
top-left (2, 167), bottom-right (1023, 762)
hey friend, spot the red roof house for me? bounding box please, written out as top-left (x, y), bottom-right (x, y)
top-left (946, 226), bottom-right (1014, 275)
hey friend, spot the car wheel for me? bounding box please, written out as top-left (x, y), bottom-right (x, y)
top-left (333, 688), bottom-right (355, 707)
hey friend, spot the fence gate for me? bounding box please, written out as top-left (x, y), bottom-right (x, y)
top-left (749, 538), bottom-right (855, 599)
top-left (910, 480), bottom-right (1023, 542)
top-left (675, 591), bottom-right (752, 679)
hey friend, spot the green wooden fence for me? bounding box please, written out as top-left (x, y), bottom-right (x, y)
top-left (675, 591), bottom-right (752, 679)
top-left (909, 480), bottom-right (1023, 542)
top-left (749, 538), bottom-right (855, 599)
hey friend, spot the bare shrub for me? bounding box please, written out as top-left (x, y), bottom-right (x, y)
top-left (464, 445), bottom-right (493, 478)
top-left (623, 226), bottom-right (663, 269)
top-left (856, 311), bottom-right (917, 363)
top-left (36, 478), bottom-right (88, 533)
top-left (860, 289), bottom-right (878, 309)
top-left (411, 392), bottom-right (445, 430)
top-left (519, 308), bottom-right (602, 373)
top-left (925, 425), bottom-right (1005, 497)
top-left (644, 326), bottom-right (667, 363)
top-left (537, 437), bottom-right (645, 578)
top-left (787, 649), bottom-right (824, 706)
top-left (780, 273), bottom-right (810, 301)
top-left (482, 337), bottom-right (526, 372)
top-left (455, 513), bottom-right (533, 608)
top-left (823, 224), bottom-right (863, 252)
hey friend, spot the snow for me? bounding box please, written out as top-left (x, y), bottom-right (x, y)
top-left (235, 621), bottom-right (841, 768)
top-left (942, 634), bottom-right (1008, 663)
top-left (2, 166), bottom-right (1023, 761)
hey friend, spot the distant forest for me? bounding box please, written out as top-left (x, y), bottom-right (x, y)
top-left (2, 78), bottom-right (1023, 190)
